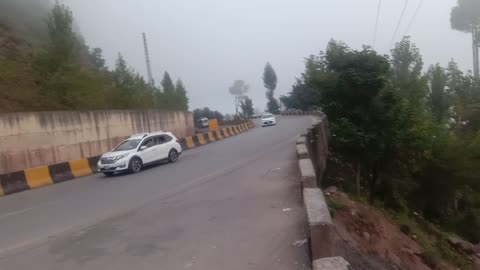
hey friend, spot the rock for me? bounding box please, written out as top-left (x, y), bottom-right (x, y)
top-left (362, 231), bottom-right (371, 241)
top-left (390, 253), bottom-right (402, 267)
top-left (459, 240), bottom-right (475, 254)
top-left (401, 247), bottom-right (415, 255)
top-left (324, 186), bottom-right (338, 194)
top-left (474, 256), bottom-right (480, 270)
top-left (474, 244), bottom-right (480, 254)
top-left (448, 235), bottom-right (462, 246)
top-left (411, 234), bottom-right (417, 240)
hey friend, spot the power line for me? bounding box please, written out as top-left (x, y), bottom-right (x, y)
top-left (390, 0), bottom-right (409, 47)
top-left (372, 0), bottom-right (382, 48)
top-left (403, 0), bottom-right (424, 37)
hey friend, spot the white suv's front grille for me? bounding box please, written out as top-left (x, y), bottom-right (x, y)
top-left (100, 158), bottom-right (116, 165)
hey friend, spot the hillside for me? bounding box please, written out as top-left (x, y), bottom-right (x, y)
top-left (0, 24), bottom-right (38, 112)
top-left (0, 0), bottom-right (49, 44)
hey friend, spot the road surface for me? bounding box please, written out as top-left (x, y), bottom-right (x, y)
top-left (0, 116), bottom-right (313, 270)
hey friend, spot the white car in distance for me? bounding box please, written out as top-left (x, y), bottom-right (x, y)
top-left (261, 113), bottom-right (276, 127)
top-left (97, 131), bottom-right (182, 176)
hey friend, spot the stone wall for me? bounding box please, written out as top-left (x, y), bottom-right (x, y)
top-left (0, 110), bottom-right (194, 174)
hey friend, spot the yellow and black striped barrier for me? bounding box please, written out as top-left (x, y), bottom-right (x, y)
top-left (0, 120), bottom-right (255, 197)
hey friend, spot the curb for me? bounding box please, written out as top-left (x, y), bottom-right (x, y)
top-left (283, 111), bottom-right (349, 269)
top-left (0, 120), bottom-right (255, 197)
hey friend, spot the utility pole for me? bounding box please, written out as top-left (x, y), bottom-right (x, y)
top-left (473, 25), bottom-right (479, 78)
top-left (142, 32), bottom-right (155, 85)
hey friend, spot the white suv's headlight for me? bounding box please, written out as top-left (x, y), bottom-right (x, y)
top-left (113, 154), bottom-right (128, 161)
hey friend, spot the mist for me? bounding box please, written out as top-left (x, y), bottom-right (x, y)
top-left (2, 0), bottom-right (473, 113)
top-left (0, 0), bottom-right (51, 43)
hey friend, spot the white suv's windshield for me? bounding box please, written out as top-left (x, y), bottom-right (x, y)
top-left (262, 114), bottom-right (273, 118)
top-left (114, 139), bottom-right (142, 151)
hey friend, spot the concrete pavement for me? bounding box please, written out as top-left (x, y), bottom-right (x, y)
top-left (0, 116), bottom-right (313, 270)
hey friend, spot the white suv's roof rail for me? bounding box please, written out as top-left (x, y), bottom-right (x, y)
top-left (129, 131), bottom-right (166, 139)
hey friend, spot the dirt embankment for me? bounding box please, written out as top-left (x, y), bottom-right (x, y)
top-left (328, 192), bottom-right (460, 270)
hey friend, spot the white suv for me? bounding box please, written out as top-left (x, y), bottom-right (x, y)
top-left (97, 131), bottom-right (182, 176)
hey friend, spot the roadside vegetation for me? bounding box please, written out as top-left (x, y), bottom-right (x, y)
top-left (0, 1), bottom-right (189, 113)
top-left (282, 36), bottom-right (480, 267)
top-left (282, 35), bottom-right (480, 245)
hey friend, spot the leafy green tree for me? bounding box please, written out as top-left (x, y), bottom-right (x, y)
top-left (175, 79), bottom-right (189, 111)
top-left (39, 1), bottom-right (79, 73)
top-left (390, 37), bottom-right (428, 109)
top-left (263, 62), bottom-right (280, 113)
top-left (239, 97), bottom-right (254, 118)
top-left (428, 64), bottom-right (449, 122)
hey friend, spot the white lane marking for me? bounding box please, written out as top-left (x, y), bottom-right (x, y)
top-left (0, 201), bottom-right (57, 220)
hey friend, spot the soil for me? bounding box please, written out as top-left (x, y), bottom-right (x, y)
top-left (329, 192), bottom-right (436, 270)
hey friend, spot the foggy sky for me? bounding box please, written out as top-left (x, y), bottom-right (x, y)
top-left (61, 0), bottom-right (471, 113)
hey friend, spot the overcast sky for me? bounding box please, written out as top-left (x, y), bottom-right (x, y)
top-left (62, 0), bottom-right (471, 113)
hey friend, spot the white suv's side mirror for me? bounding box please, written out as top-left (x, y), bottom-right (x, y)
top-left (139, 146), bottom-right (147, 151)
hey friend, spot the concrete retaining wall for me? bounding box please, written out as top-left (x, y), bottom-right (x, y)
top-left (0, 110), bottom-right (194, 174)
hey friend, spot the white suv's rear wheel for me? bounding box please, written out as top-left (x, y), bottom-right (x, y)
top-left (129, 157), bottom-right (143, 173)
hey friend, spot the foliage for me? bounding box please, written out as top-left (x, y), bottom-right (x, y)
top-left (0, 1), bottom-right (189, 112)
top-left (239, 97), bottom-right (254, 118)
top-left (450, 0), bottom-right (480, 33)
top-left (175, 79), bottom-right (189, 111)
top-left (263, 62), bottom-right (280, 114)
top-left (263, 62), bottom-right (277, 91)
top-left (428, 64), bottom-right (449, 122)
top-left (193, 107), bottom-right (224, 123)
top-left (228, 80), bottom-right (249, 96)
top-left (282, 38), bottom-right (480, 245)
top-left (228, 80), bottom-right (249, 115)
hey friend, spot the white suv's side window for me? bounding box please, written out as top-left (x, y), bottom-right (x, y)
top-left (140, 138), bottom-right (156, 149)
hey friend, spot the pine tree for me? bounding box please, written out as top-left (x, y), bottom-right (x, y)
top-left (263, 62), bottom-right (280, 113)
top-left (175, 79), bottom-right (189, 111)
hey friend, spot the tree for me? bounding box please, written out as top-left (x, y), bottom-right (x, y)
top-left (161, 72), bottom-right (175, 94)
top-left (193, 107), bottom-right (224, 123)
top-left (228, 80), bottom-right (249, 115)
top-left (263, 62), bottom-right (280, 114)
top-left (239, 97), bottom-right (254, 118)
top-left (428, 64), bottom-right (450, 122)
top-left (41, 1), bottom-right (79, 73)
top-left (390, 37), bottom-right (428, 109)
top-left (175, 79), bottom-right (189, 111)
top-left (161, 72), bottom-right (176, 109)
top-left (451, 0), bottom-right (480, 77)
top-left (89, 48), bottom-right (106, 70)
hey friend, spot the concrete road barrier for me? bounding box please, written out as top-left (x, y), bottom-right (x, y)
top-left (298, 159), bottom-right (317, 188)
top-left (284, 111), bottom-right (349, 267)
top-left (296, 144), bottom-right (309, 159)
top-left (0, 120), bottom-right (255, 197)
top-left (304, 188), bottom-right (334, 260)
top-left (313, 257), bottom-right (350, 270)
top-left (297, 136), bottom-right (307, 145)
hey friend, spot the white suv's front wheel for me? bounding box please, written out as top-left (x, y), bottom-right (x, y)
top-left (129, 157), bottom-right (143, 173)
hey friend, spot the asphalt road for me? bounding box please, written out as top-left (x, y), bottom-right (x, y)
top-left (0, 116), bottom-right (313, 270)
